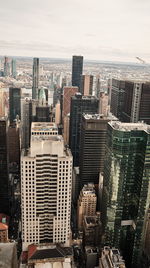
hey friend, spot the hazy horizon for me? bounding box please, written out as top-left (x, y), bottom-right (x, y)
top-left (0, 0), bottom-right (150, 63)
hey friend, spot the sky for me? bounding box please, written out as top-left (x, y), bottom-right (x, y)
top-left (0, 0), bottom-right (150, 62)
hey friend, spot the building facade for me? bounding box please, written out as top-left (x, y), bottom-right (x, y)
top-left (9, 87), bottom-right (21, 123)
top-left (72, 55), bottom-right (83, 91)
top-left (102, 121), bottom-right (150, 267)
top-left (79, 114), bottom-right (114, 186)
top-left (77, 184), bottom-right (97, 230)
top-left (32, 58), bottom-right (39, 100)
top-left (62, 86), bottom-right (78, 118)
top-left (21, 123), bottom-right (72, 250)
top-left (0, 118), bottom-right (9, 215)
top-left (69, 94), bottom-right (99, 166)
top-left (110, 79), bottom-right (150, 124)
top-left (81, 75), bottom-right (93, 96)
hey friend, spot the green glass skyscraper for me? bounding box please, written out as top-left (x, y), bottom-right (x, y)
top-left (102, 121), bottom-right (150, 268)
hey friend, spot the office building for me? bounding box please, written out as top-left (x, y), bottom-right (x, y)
top-left (99, 247), bottom-right (126, 268)
top-left (81, 75), bottom-right (93, 96)
top-left (32, 57), bottom-right (39, 99)
top-left (77, 184), bottom-right (97, 230)
top-left (142, 208), bottom-right (150, 266)
top-left (36, 88), bottom-right (50, 122)
top-left (55, 101), bottom-right (61, 125)
top-left (95, 75), bottom-right (101, 98)
top-left (9, 87), bottom-right (21, 123)
top-left (79, 113), bottom-right (117, 186)
top-left (69, 93), bottom-right (99, 166)
top-left (103, 121), bottom-right (150, 267)
top-left (62, 86), bottom-right (78, 118)
top-left (0, 89), bottom-right (5, 117)
top-left (11, 58), bottom-right (16, 78)
top-left (63, 114), bottom-right (70, 145)
top-left (4, 56), bottom-right (9, 77)
top-left (8, 122), bottom-right (20, 164)
top-left (21, 122), bottom-right (72, 250)
top-left (72, 55), bottom-right (83, 91)
top-left (83, 214), bottom-right (102, 247)
top-left (99, 92), bottom-right (109, 116)
top-left (21, 98), bottom-right (30, 149)
top-left (110, 79), bottom-right (150, 124)
top-left (0, 118), bottom-right (9, 215)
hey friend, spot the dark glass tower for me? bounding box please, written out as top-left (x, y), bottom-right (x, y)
top-left (9, 87), bottom-right (21, 123)
top-left (79, 114), bottom-right (113, 186)
top-left (69, 94), bottom-right (99, 166)
top-left (72, 55), bottom-right (83, 91)
top-left (102, 121), bottom-right (150, 268)
top-left (0, 118), bottom-right (9, 214)
top-left (110, 79), bottom-right (150, 124)
top-left (32, 58), bottom-right (39, 99)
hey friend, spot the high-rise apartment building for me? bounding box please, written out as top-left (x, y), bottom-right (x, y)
top-left (72, 55), bottom-right (83, 91)
top-left (79, 113), bottom-right (116, 186)
top-left (11, 59), bottom-right (16, 78)
top-left (0, 118), bottom-right (9, 215)
top-left (69, 93), bottom-right (99, 166)
top-left (62, 86), bottom-right (78, 118)
top-left (77, 184), bottom-right (97, 230)
top-left (81, 75), bottom-right (93, 96)
top-left (21, 122), bottom-right (72, 250)
top-left (32, 58), bottom-right (39, 99)
top-left (102, 121), bottom-right (150, 267)
top-left (110, 79), bottom-right (150, 124)
top-left (9, 87), bottom-right (21, 123)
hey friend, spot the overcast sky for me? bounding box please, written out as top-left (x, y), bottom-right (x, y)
top-left (0, 0), bottom-right (150, 62)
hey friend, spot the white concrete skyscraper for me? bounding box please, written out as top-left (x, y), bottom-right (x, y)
top-left (21, 122), bottom-right (72, 250)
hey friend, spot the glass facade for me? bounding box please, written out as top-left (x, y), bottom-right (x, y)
top-left (103, 122), bottom-right (150, 267)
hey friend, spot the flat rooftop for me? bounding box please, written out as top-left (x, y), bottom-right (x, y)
top-left (31, 122), bottom-right (58, 132)
top-left (109, 121), bottom-right (150, 133)
top-left (83, 113), bottom-right (118, 121)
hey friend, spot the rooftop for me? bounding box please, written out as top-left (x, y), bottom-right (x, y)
top-left (100, 247), bottom-right (126, 268)
top-left (31, 122), bottom-right (58, 132)
top-left (28, 244), bottom-right (73, 262)
top-left (0, 223), bottom-right (8, 231)
top-left (82, 183), bottom-right (96, 196)
top-left (109, 121), bottom-right (150, 133)
top-left (83, 113), bottom-right (117, 121)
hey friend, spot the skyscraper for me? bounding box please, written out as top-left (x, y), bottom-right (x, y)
top-left (0, 118), bottom-right (9, 215)
top-left (77, 184), bottom-right (97, 230)
top-left (102, 121), bottom-right (150, 267)
top-left (110, 79), bottom-right (150, 124)
top-left (11, 59), bottom-right (16, 78)
top-left (72, 55), bottom-right (83, 91)
top-left (32, 58), bottom-right (39, 99)
top-left (21, 122), bottom-right (72, 250)
top-left (62, 86), bottom-right (78, 118)
top-left (69, 94), bottom-right (99, 166)
top-left (3, 56), bottom-right (9, 77)
top-left (81, 75), bottom-right (93, 96)
top-left (9, 87), bottom-right (21, 123)
top-left (79, 113), bottom-right (116, 186)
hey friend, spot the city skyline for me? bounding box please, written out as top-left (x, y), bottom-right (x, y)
top-left (0, 0), bottom-right (150, 62)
